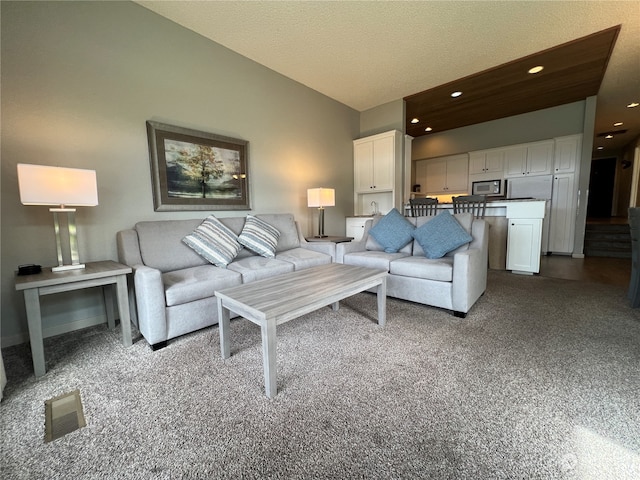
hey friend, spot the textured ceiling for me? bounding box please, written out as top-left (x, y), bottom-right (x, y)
top-left (136, 1), bottom-right (640, 154)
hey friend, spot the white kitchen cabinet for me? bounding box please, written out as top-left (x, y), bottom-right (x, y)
top-left (469, 150), bottom-right (505, 175)
top-left (354, 131), bottom-right (396, 193)
top-left (346, 217), bottom-right (373, 241)
top-left (507, 218), bottom-right (543, 274)
top-left (548, 173), bottom-right (577, 254)
top-left (553, 134), bottom-right (581, 174)
top-left (353, 130), bottom-right (403, 215)
top-left (420, 154), bottom-right (468, 194)
top-left (547, 134), bottom-right (581, 254)
top-left (504, 140), bottom-right (554, 178)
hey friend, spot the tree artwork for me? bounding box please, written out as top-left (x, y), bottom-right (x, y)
top-left (176, 144), bottom-right (225, 198)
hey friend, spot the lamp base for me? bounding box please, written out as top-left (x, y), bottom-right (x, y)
top-left (52, 263), bottom-right (86, 273)
top-left (313, 235), bottom-right (329, 238)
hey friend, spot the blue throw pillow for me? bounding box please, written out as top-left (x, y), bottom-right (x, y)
top-left (369, 208), bottom-right (415, 253)
top-left (412, 210), bottom-right (473, 259)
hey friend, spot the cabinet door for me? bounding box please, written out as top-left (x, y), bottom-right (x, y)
top-left (485, 150), bottom-right (505, 174)
top-left (507, 218), bottom-right (542, 273)
top-left (354, 141), bottom-right (374, 193)
top-left (346, 217), bottom-right (371, 241)
top-left (425, 158), bottom-right (447, 193)
top-left (554, 135), bottom-right (581, 174)
top-left (504, 146), bottom-right (527, 177)
top-left (526, 141), bottom-right (553, 175)
top-left (446, 155), bottom-right (469, 192)
top-left (469, 152), bottom-right (486, 175)
top-left (415, 159), bottom-right (429, 193)
top-left (548, 173), bottom-right (576, 253)
top-left (372, 135), bottom-right (395, 191)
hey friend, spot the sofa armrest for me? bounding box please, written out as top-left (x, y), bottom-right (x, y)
top-left (451, 220), bottom-right (489, 313)
top-left (335, 219), bottom-right (373, 263)
top-left (295, 222), bottom-right (336, 260)
top-left (133, 265), bottom-right (167, 345)
top-left (116, 229), bottom-right (143, 267)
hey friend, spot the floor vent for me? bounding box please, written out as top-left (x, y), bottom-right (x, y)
top-left (44, 389), bottom-right (86, 442)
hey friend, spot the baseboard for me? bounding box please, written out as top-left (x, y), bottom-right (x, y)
top-left (1, 314), bottom-right (109, 348)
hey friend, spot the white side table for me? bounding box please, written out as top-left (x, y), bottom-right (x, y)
top-left (15, 260), bottom-right (133, 377)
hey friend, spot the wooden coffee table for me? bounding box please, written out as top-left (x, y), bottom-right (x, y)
top-left (215, 263), bottom-right (387, 398)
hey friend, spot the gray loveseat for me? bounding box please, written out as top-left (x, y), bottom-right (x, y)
top-left (116, 213), bottom-right (333, 350)
top-left (336, 212), bottom-right (488, 317)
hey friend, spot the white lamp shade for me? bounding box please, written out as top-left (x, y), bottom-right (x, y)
top-left (307, 188), bottom-right (335, 208)
top-left (17, 163), bottom-right (98, 207)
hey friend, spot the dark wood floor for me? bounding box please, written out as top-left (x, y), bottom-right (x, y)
top-left (538, 255), bottom-right (631, 287)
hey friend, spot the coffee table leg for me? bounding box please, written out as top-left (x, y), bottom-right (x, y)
top-left (217, 299), bottom-right (231, 359)
top-left (262, 317), bottom-right (277, 398)
top-left (377, 277), bottom-right (387, 326)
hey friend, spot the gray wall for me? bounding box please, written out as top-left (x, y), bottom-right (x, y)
top-left (412, 101), bottom-right (587, 160)
top-left (360, 100), bottom-right (404, 138)
top-left (1, 1), bottom-right (359, 346)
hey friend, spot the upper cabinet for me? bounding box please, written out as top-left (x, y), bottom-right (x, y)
top-left (419, 154), bottom-right (469, 194)
top-left (353, 130), bottom-right (403, 215)
top-left (503, 140), bottom-right (554, 178)
top-left (469, 150), bottom-right (504, 176)
top-left (354, 131), bottom-right (397, 193)
top-left (553, 134), bottom-right (581, 174)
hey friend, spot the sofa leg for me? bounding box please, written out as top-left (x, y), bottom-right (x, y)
top-left (453, 311), bottom-right (467, 318)
top-left (151, 341), bottom-right (167, 351)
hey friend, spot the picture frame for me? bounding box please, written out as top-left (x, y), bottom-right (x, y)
top-left (146, 121), bottom-right (250, 211)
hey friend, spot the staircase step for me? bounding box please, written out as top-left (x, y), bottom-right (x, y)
top-left (584, 223), bottom-right (631, 258)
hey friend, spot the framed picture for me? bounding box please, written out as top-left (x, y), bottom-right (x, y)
top-left (146, 121), bottom-right (250, 211)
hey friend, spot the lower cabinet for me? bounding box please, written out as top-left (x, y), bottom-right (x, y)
top-left (507, 218), bottom-right (542, 274)
top-left (548, 173), bottom-right (577, 254)
top-left (346, 217), bottom-right (373, 241)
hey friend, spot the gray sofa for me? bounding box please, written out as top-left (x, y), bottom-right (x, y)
top-left (336, 213), bottom-right (488, 317)
top-left (116, 213), bottom-right (333, 349)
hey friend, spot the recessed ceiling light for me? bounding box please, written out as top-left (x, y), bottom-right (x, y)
top-left (605, 134), bottom-right (614, 139)
top-left (628, 102), bottom-right (639, 108)
top-left (411, 118), bottom-right (419, 124)
top-left (450, 91), bottom-right (462, 98)
top-left (425, 127), bottom-right (433, 132)
top-left (597, 146), bottom-right (604, 150)
top-left (528, 66), bottom-right (544, 74)
top-left (614, 122), bottom-right (624, 126)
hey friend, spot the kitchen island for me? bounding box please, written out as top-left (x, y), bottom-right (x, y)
top-left (406, 199), bottom-right (548, 274)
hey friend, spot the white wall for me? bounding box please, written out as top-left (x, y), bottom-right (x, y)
top-left (1, 1), bottom-right (359, 345)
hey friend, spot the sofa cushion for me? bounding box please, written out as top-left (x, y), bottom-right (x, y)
top-left (238, 215), bottom-right (280, 258)
top-left (256, 214), bottom-right (300, 252)
top-left (368, 208), bottom-right (415, 253)
top-left (136, 219), bottom-right (208, 273)
top-left (163, 265), bottom-right (242, 307)
top-left (182, 216), bottom-right (242, 268)
top-left (390, 256), bottom-right (454, 282)
top-left (276, 247), bottom-right (332, 270)
top-left (227, 256), bottom-right (294, 283)
top-left (343, 250), bottom-right (410, 272)
top-left (412, 210), bottom-right (473, 259)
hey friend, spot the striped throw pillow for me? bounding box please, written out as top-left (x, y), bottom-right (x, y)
top-left (238, 215), bottom-right (280, 258)
top-left (182, 216), bottom-right (242, 267)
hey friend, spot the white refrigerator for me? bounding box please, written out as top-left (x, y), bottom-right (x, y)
top-left (506, 175), bottom-right (553, 253)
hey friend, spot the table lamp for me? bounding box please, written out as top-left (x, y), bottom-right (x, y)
top-left (17, 163), bottom-right (99, 272)
top-left (307, 188), bottom-right (335, 238)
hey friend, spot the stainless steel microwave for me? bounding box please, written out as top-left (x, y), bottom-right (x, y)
top-left (472, 179), bottom-right (504, 197)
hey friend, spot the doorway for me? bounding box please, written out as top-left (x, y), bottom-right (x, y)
top-left (586, 157), bottom-right (617, 218)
